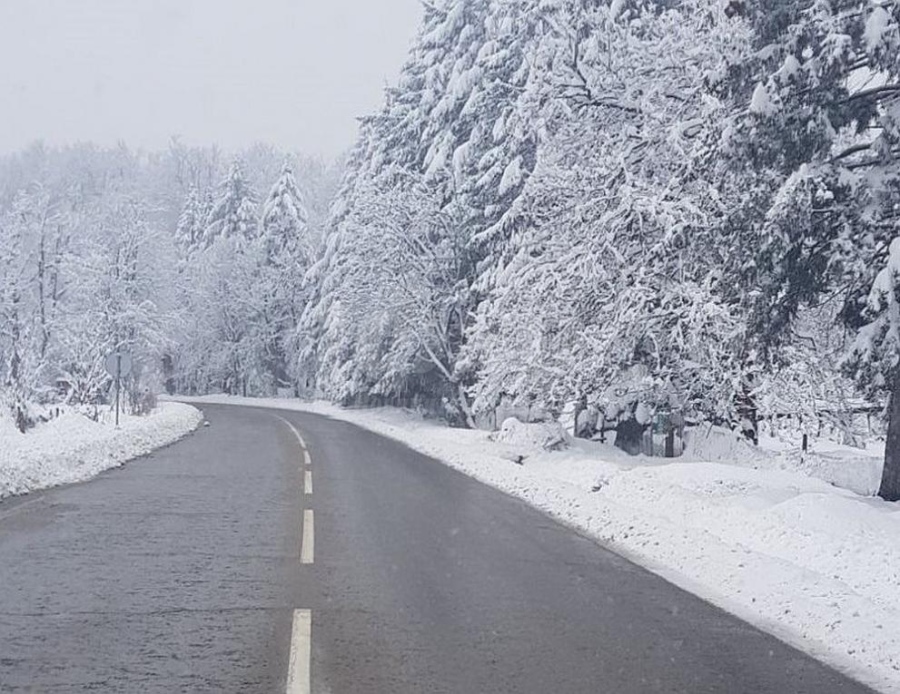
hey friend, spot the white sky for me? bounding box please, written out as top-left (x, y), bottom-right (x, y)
top-left (0, 0), bottom-right (422, 159)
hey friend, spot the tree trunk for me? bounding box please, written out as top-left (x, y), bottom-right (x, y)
top-left (878, 369), bottom-right (900, 501)
top-left (456, 383), bottom-right (477, 429)
top-left (572, 396), bottom-right (586, 438)
top-left (615, 419), bottom-right (644, 456)
top-left (37, 226), bottom-right (49, 358)
top-left (665, 427), bottom-right (675, 458)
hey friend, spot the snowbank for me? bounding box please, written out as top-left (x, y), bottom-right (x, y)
top-left (687, 423), bottom-right (885, 496)
top-left (0, 402), bottom-right (203, 499)
top-left (492, 417), bottom-right (569, 451)
top-left (176, 395), bottom-right (899, 693)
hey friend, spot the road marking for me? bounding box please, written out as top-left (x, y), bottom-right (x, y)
top-left (285, 609), bottom-right (311, 694)
top-left (303, 449), bottom-right (311, 467)
top-left (304, 470), bottom-right (313, 495)
top-left (275, 415), bottom-right (307, 449)
top-left (301, 510), bottom-right (314, 564)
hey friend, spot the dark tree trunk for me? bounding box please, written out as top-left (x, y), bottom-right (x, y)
top-left (572, 396), bottom-right (586, 438)
top-left (878, 370), bottom-right (900, 501)
top-left (737, 387), bottom-right (759, 445)
top-left (572, 395), bottom-right (597, 439)
top-left (615, 419), bottom-right (644, 456)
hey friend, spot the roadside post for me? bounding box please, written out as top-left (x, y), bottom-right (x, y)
top-left (104, 351), bottom-right (134, 427)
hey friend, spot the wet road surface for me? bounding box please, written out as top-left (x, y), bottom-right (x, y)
top-left (0, 403), bottom-right (877, 693)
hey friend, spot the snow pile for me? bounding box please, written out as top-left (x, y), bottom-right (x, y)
top-left (684, 423), bottom-right (760, 462)
top-left (687, 423), bottom-right (885, 496)
top-left (177, 395), bottom-right (899, 693)
top-left (0, 402), bottom-right (203, 499)
top-left (491, 417), bottom-right (569, 452)
top-left (750, 82), bottom-right (775, 115)
top-left (773, 446), bottom-right (884, 497)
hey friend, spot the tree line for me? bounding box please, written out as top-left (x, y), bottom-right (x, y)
top-left (303, 0), bottom-right (900, 499)
top-left (0, 141), bottom-right (338, 428)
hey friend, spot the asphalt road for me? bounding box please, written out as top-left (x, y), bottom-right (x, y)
top-left (0, 403), bottom-right (876, 693)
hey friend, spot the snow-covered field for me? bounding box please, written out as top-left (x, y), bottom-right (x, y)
top-left (0, 402), bottom-right (203, 499)
top-left (179, 394), bottom-right (900, 693)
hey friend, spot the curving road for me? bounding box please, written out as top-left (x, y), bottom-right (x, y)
top-left (0, 403), bottom-right (876, 693)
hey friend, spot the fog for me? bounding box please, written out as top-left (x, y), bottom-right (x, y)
top-left (0, 0), bottom-right (422, 157)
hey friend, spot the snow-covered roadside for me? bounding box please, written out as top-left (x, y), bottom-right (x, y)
top-left (0, 402), bottom-right (203, 499)
top-left (178, 395), bottom-right (900, 693)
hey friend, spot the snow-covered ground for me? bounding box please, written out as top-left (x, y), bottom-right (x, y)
top-left (177, 394), bottom-right (900, 693)
top-left (0, 402), bottom-right (203, 500)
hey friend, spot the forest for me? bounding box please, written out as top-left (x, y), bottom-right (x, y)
top-left (2, 0), bottom-right (900, 499)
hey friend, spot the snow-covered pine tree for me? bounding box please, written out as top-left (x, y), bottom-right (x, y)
top-left (258, 162), bottom-right (312, 392)
top-left (724, 0), bottom-right (900, 497)
top-left (451, 0), bottom-right (551, 399)
top-left (848, 236), bottom-right (900, 499)
top-left (309, 0), bottom-right (500, 424)
top-left (296, 125), bottom-right (377, 399)
top-left (175, 187), bottom-right (205, 253)
top-left (260, 162), bottom-right (310, 265)
top-left (465, 0), bottom-right (753, 442)
top-left (203, 159), bottom-right (258, 246)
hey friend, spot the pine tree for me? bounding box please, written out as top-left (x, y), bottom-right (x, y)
top-left (260, 162), bottom-right (310, 265)
top-left (465, 0), bottom-right (752, 432)
top-left (203, 159), bottom-right (258, 246)
top-left (175, 187), bottom-right (205, 252)
top-left (848, 236), bottom-right (900, 499)
top-left (259, 162), bottom-right (312, 392)
top-left (725, 0), bottom-right (900, 496)
top-left (307, 0), bottom-right (498, 424)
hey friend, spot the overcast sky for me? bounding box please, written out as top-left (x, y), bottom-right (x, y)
top-left (0, 0), bottom-right (422, 159)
